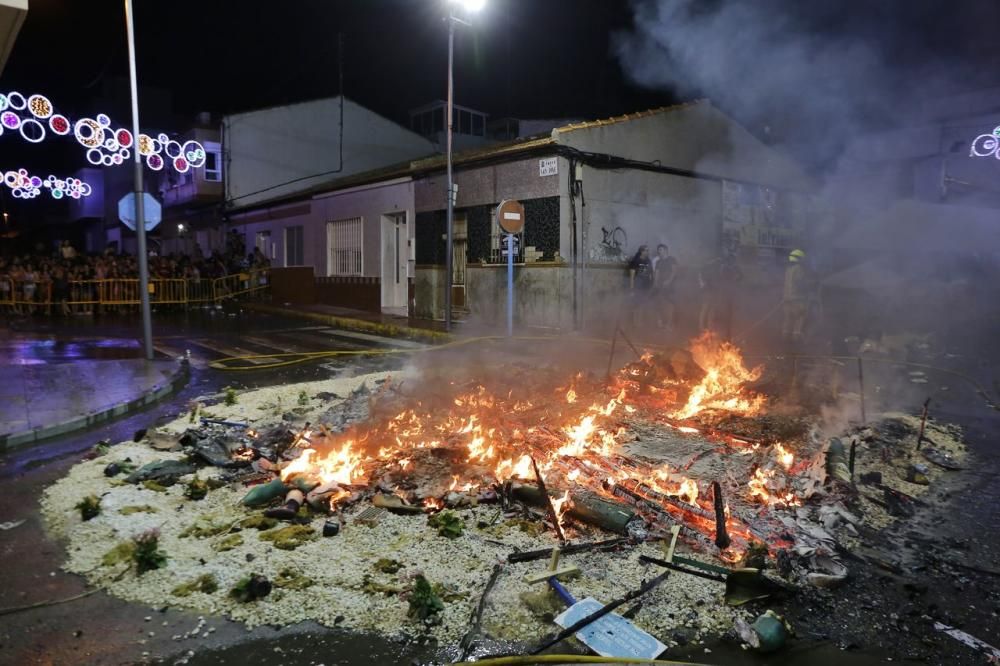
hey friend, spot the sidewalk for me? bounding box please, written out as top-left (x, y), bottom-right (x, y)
top-left (241, 302), bottom-right (450, 342)
top-left (0, 359), bottom-right (189, 451)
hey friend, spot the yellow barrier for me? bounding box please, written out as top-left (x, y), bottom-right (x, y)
top-left (0, 269), bottom-right (270, 308)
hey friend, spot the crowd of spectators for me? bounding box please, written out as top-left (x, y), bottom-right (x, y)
top-left (0, 240), bottom-right (271, 314)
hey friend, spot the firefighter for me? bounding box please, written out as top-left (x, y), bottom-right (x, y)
top-left (782, 249), bottom-right (812, 344)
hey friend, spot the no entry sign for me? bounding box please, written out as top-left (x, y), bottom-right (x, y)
top-left (497, 199), bottom-right (525, 234)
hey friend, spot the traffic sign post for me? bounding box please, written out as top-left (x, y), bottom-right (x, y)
top-left (497, 200), bottom-right (525, 338)
top-left (117, 192), bottom-right (162, 232)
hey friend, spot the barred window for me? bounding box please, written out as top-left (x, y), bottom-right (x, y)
top-left (328, 217), bottom-right (363, 276)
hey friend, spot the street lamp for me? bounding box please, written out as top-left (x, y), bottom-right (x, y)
top-left (444, 0), bottom-right (485, 331)
top-left (124, 0), bottom-right (154, 360)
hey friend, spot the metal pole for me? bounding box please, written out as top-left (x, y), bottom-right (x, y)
top-left (506, 232), bottom-right (513, 336)
top-left (124, 0), bottom-right (153, 360)
top-left (444, 13), bottom-right (455, 331)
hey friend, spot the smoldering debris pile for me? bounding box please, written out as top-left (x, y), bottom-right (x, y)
top-left (41, 349), bottom-right (969, 653)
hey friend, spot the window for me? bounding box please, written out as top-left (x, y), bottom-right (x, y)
top-left (204, 152), bottom-right (222, 182)
top-left (328, 217), bottom-right (363, 276)
top-left (255, 230), bottom-right (271, 254)
top-left (285, 226), bottom-right (304, 266)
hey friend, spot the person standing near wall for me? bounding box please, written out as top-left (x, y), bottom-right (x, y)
top-left (628, 245), bottom-right (654, 328)
top-left (652, 243), bottom-right (678, 331)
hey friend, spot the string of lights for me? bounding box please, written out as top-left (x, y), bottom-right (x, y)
top-left (970, 125), bottom-right (1000, 159)
top-left (0, 90), bottom-right (206, 175)
top-left (2, 168), bottom-right (94, 200)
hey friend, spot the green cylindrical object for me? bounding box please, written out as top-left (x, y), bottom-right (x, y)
top-left (751, 610), bottom-right (788, 653)
top-left (826, 438), bottom-right (851, 484)
top-left (241, 478), bottom-right (290, 506)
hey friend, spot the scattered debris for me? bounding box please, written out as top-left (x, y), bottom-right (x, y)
top-left (132, 529), bottom-right (168, 574)
top-left (229, 574), bottom-right (271, 603)
top-left (0, 520), bottom-right (25, 531)
top-left (172, 574), bottom-right (218, 597)
top-left (74, 495), bottom-right (101, 521)
top-left (258, 525), bottom-right (316, 550)
top-left (406, 574), bottom-right (444, 621)
top-left (735, 610), bottom-right (790, 653)
top-left (427, 510), bottom-right (464, 539)
top-left (933, 621), bottom-right (1000, 660)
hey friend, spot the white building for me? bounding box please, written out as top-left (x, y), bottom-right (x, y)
top-left (223, 96), bottom-right (435, 210)
top-left (226, 100), bottom-right (814, 326)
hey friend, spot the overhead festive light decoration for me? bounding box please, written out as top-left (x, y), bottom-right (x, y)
top-left (2, 168), bottom-right (93, 200)
top-left (970, 126), bottom-right (1000, 159)
top-left (0, 89), bottom-right (206, 175)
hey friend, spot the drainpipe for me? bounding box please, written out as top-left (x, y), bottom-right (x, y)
top-left (569, 158), bottom-right (578, 330)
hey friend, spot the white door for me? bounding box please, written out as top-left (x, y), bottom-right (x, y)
top-left (380, 213), bottom-right (408, 313)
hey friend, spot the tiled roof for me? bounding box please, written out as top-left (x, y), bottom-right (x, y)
top-left (552, 100), bottom-right (706, 134)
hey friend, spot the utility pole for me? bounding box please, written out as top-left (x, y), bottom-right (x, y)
top-left (124, 0), bottom-right (154, 360)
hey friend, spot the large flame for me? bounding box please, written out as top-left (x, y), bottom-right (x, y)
top-left (672, 331), bottom-right (765, 419)
top-left (271, 333), bottom-right (772, 548)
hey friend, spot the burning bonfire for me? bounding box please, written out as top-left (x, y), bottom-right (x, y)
top-left (273, 332), bottom-right (798, 561)
top-left (41, 329), bottom-right (972, 654)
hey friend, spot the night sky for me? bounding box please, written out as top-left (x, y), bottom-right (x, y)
top-left (4, 0), bottom-right (1000, 177)
top-left (3, 1), bottom-right (674, 130)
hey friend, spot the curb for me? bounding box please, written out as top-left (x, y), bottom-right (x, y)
top-left (240, 302), bottom-right (449, 344)
top-left (0, 360), bottom-right (191, 452)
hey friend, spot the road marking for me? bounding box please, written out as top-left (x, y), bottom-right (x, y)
top-left (190, 339), bottom-right (275, 365)
top-left (312, 328), bottom-right (427, 349)
top-left (153, 343), bottom-right (208, 369)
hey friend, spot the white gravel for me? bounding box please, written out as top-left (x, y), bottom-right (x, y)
top-left (41, 373), bottom-right (967, 649)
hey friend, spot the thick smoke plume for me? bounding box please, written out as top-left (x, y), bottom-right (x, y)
top-left (613, 0), bottom-right (998, 171)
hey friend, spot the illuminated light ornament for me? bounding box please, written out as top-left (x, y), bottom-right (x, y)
top-left (2, 111), bottom-right (21, 129)
top-left (27, 94), bottom-right (53, 119)
top-left (970, 126), bottom-right (1000, 159)
top-left (49, 114), bottom-right (70, 135)
top-left (19, 118), bottom-right (45, 143)
top-left (6, 91), bottom-right (25, 110)
top-left (137, 133), bottom-right (154, 155)
top-left (163, 138), bottom-right (181, 158)
top-left (74, 117), bottom-right (104, 148)
top-left (0, 91), bottom-right (201, 175)
top-left (146, 153), bottom-right (164, 171)
top-left (182, 140), bottom-right (206, 167)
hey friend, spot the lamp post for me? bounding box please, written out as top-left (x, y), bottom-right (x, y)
top-left (444, 0), bottom-right (485, 331)
top-left (124, 0), bottom-right (154, 361)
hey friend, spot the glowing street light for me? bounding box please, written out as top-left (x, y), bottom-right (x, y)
top-left (443, 0), bottom-right (485, 331)
top-left (451, 0), bottom-right (486, 10)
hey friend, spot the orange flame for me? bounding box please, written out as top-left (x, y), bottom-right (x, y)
top-left (551, 490), bottom-right (571, 531)
top-left (672, 332), bottom-right (765, 419)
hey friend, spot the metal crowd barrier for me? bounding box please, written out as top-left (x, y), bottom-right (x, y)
top-left (0, 269), bottom-right (270, 308)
